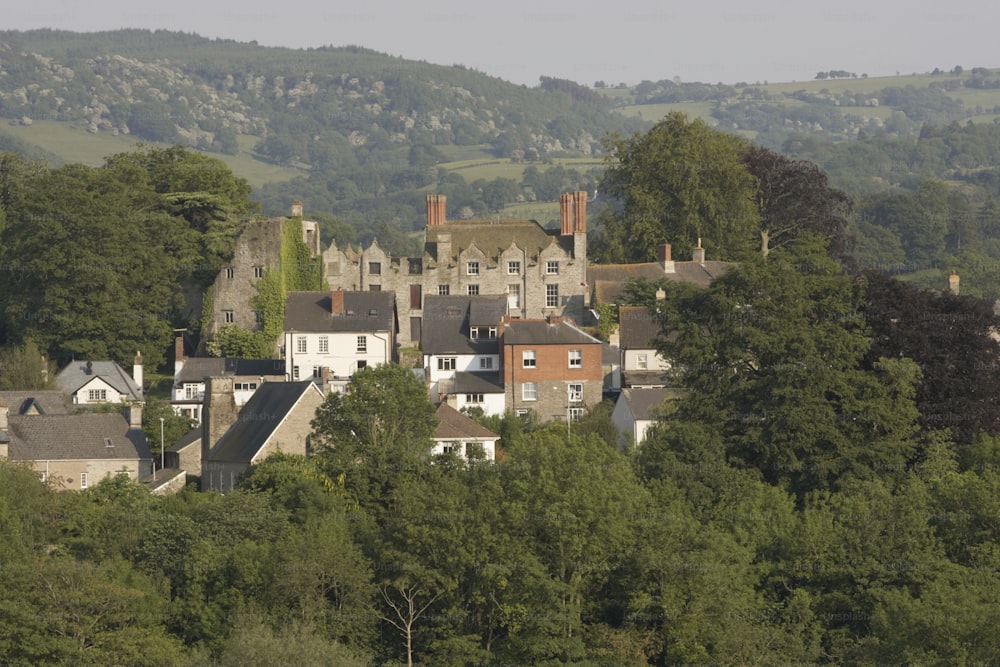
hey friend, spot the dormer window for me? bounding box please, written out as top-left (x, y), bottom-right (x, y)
top-left (104, 438), bottom-right (114, 448)
top-left (467, 261), bottom-right (480, 276)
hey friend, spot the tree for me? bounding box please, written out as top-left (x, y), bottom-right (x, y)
top-left (0, 341), bottom-right (58, 390)
top-left (311, 364), bottom-right (438, 509)
top-left (656, 235), bottom-right (922, 495)
top-left (742, 144), bottom-right (853, 258)
top-left (861, 271), bottom-right (1000, 444)
top-left (596, 112), bottom-right (760, 264)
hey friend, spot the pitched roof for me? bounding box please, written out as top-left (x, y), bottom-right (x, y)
top-left (426, 219), bottom-right (573, 263)
top-left (502, 319), bottom-right (601, 346)
top-left (169, 425), bottom-right (202, 453)
top-left (619, 387), bottom-right (682, 421)
top-left (56, 360), bottom-right (143, 400)
top-left (453, 371), bottom-right (504, 394)
top-left (284, 291), bottom-right (395, 333)
top-left (433, 403), bottom-right (499, 441)
top-left (0, 391), bottom-right (69, 415)
top-left (602, 342), bottom-right (621, 365)
top-left (589, 260), bottom-right (732, 303)
top-left (6, 413), bottom-right (152, 462)
top-left (208, 381), bottom-right (322, 464)
top-left (176, 358), bottom-right (285, 383)
top-left (421, 295), bottom-right (507, 355)
top-left (619, 306), bottom-right (663, 350)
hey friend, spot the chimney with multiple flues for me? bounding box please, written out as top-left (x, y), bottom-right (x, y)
top-left (559, 191), bottom-right (588, 235)
top-left (426, 194), bottom-right (447, 227)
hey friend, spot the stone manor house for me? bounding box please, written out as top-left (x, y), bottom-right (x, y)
top-left (322, 191), bottom-right (590, 344)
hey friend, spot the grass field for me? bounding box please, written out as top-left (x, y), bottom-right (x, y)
top-left (3, 120), bottom-right (303, 190)
top-left (499, 201), bottom-right (561, 226)
top-left (439, 155), bottom-right (605, 182)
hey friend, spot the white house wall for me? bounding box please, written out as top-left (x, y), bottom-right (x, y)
top-left (284, 331), bottom-right (391, 381)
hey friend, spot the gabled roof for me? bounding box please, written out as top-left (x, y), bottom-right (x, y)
top-left (426, 219), bottom-right (574, 263)
top-left (453, 371), bottom-right (504, 394)
top-left (6, 413), bottom-right (152, 462)
top-left (433, 403), bottom-right (499, 441)
top-left (501, 319), bottom-right (601, 346)
top-left (0, 391), bottom-right (69, 415)
top-left (57, 360), bottom-right (142, 400)
top-left (176, 358), bottom-right (285, 383)
top-left (619, 306), bottom-right (663, 350)
top-left (422, 295), bottom-right (507, 355)
top-left (589, 260), bottom-right (732, 303)
top-left (284, 291), bottom-right (395, 333)
top-left (619, 387), bottom-right (681, 421)
top-left (208, 381), bottom-right (323, 464)
top-left (169, 425), bottom-right (202, 453)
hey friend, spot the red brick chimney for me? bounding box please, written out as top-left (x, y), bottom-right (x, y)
top-left (560, 193), bottom-right (573, 235)
top-left (426, 194), bottom-right (447, 227)
top-left (573, 190), bottom-right (587, 232)
top-left (657, 243), bottom-right (672, 262)
top-left (330, 289), bottom-right (345, 316)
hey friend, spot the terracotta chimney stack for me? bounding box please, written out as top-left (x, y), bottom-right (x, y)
top-left (174, 333), bottom-right (186, 377)
top-left (560, 193), bottom-right (573, 235)
top-left (426, 194), bottom-right (447, 227)
top-left (573, 190), bottom-right (587, 232)
top-left (657, 244), bottom-right (675, 274)
top-left (330, 289), bottom-right (345, 316)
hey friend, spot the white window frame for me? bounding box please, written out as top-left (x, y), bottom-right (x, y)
top-left (318, 336), bottom-right (329, 353)
top-left (546, 284), bottom-right (559, 308)
top-left (568, 383), bottom-right (584, 402)
top-left (546, 260), bottom-right (560, 275)
top-left (357, 336), bottom-right (367, 353)
top-left (88, 389), bottom-right (107, 402)
top-left (522, 383), bottom-right (538, 401)
top-left (507, 261), bottom-right (521, 275)
top-left (467, 261), bottom-right (480, 276)
top-left (296, 336), bottom-right (307, 353)
top-left (569, 407), bottom-right (584, 422)
top-left (467, 284), bottom-right (479, 296)
top-left (80, 472), bottom-right (88, 489)
top-left (438, 357), bottom-right (457, 371)
top-left (508, 284), bottom-right (520, 309)
top-left (184, 383), bottom-right (199, 400)
top-left (466, 393), bottom-right (484, 404)
top-left (637, 353), bottom-right (648, 369)
top-left (438, 284), bottom-right (450, 295)
top-left (292, 366), bottom-right (300, 380)
top-left (568, 349), bottom-right (582, 368)
top-left (522, 350), bottom-right (536, 368)
top-left (480, 357), bottom-right (494, 370)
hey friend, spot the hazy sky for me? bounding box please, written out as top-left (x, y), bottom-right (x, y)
top-left (6, 0), bottom-right (1000, 86)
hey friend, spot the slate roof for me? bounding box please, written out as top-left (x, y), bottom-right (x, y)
top-left (453, 371), bottom-right (504, 394)
top-left (6, 413), bottom-right (152, 462)
top-left (176, 358), bottom-right (285, 383)
top-left (433, 403), bottom-right (499, 441)
top-left (422, 295), bottom-right (507, 355)
top-left (0, 391), bottom-right (69, 415)
top-left (425, 219), bottom-right (573, 263)
top-left (57, 360), bottom-right (143, 401)
top-left (169, 425), bottom-right (202, 453)
top-left (501, 320), bottom-right (601, 346)
top-left (621, 370), bottom-right (675, 388)
top-left (588, 260), bottom-right (732, 303)
top-left (284, 291), bottom-right (395, 333)
top-left (619, 306), bottom-right (664, 350)
top-left (207, 381), bottom-right (322, 464)
top-left (602, 343), bottom-right (621, 366)
top-left (619, 387), bottom-right (682, 421)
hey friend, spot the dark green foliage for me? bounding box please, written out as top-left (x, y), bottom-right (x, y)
top-left (0, 147), bottom-right (253, 367)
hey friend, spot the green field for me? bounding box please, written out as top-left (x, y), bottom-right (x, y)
top-left (499, 201), bottom-right (561, 226)
top-left (3, 120), bottom-right (303, 190)
top-left (439, 156), bottom-right (605, 182)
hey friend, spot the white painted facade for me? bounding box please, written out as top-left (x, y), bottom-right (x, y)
top-left (70, 377), bottom-right (130, 405)
top-left (284, 331), bottom-right (392, 382)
